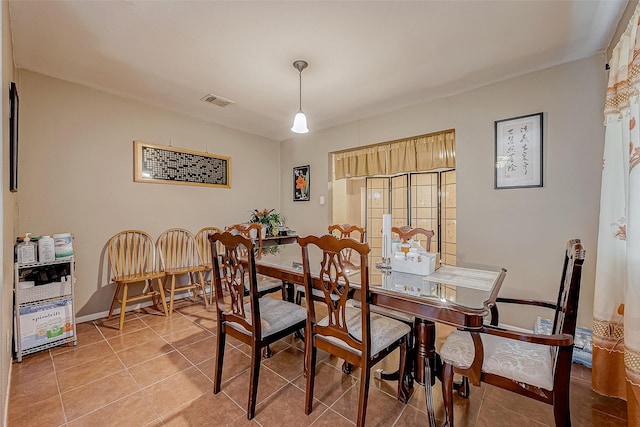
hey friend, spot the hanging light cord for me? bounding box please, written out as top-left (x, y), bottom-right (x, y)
top-left (298, 69), bottom-right (303, 111)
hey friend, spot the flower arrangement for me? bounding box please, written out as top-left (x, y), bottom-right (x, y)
top-left (249, 208), bottom-right (285, 236)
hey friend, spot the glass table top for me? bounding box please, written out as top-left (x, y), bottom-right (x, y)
top-left (253, 243), bottom-right (505, 312)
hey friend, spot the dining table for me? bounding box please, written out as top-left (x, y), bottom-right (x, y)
top-left (250, 242), bottom-right (507, 426)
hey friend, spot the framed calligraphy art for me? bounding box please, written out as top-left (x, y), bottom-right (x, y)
top-left (494, 112), bottom-right (543, 189)
top-left (293, 165), bottom-right (310, 201)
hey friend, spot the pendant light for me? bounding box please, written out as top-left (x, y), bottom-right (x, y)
top-left (291, 60), bottom-right (309, 134)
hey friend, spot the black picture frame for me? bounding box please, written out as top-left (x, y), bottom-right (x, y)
top-left (9, 82), bottom-right (19, 192)
top-left (293, 165), bottom-right (310, 201)
top-left (494, 112), bottom-right (543, 189)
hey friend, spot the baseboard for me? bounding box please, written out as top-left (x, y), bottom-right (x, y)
top-left (75, 290), bottom-right (206, 324)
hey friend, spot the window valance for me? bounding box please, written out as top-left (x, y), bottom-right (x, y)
top-left (334, 130), bottom-right (455, 180)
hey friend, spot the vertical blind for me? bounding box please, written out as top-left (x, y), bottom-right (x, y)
top-left (334, 129), bottom-right (455, 179)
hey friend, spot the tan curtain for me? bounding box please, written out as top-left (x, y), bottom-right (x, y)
top-left (416, 131), bottom-right (456, 170)
top-left (594, 2), bottom-right (640, 424)
top-left (387, 139), bottom-right (417, 174)
top-left (334, 145), bottom-right (388, 179)
top-left (334, 130), bottom-right (455, 179)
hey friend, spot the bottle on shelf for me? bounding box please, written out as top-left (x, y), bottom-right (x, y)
top-left (16, 233), bottom-right (38, 265)
top-left (38, 235), bottom-right (56, 263)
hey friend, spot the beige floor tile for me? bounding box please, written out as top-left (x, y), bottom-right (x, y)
top-left (95, 315), bottom-right (147, 338)
top-left (145, 315), bottom-right (197, 336)
top-left (52, 340), bottom-right (114, 371)
top-left (8, 394), bottom-right (66, 427)
top-left (68, 391), bottom-right (159, 427)
top-left (262, 345), bottom-right (305, 381)
top-left (292, 361), bottom-right (356, 407)
top-left (128, 350), bottom-right (192, 388)
top-left (140, 366), bottom-right (212, 418)
top-left (163, 323), bottom-right (213, 348)
top-left (307, 409), bottom-right (355, 427)
top-left (222, 365), bottom-right (288, 409)
top-left (107, 327), bottom-right (162, 352)
top-left (254, 383), bottom-right (327, 427)
top-left (161, 390), bottom-right (245, 426)
top-left (116, 336), bottom-right (173, 368)
top-left (178, 335), bottom-right (217, 365)
top-left (197, 347), bottom-right (251, 383)
top-left (61, 370), bottom-right (140, 421)
top-left (330, 380), bottom-right (405, 425)
top-left (11, 351), bottom-right (54, 383)
top-left (9, 370), bottom-right (59, 410)
top-left (57, 353), bottom-right (125, 392)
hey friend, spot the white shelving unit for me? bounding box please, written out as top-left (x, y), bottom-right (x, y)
top-left (13, 256), bottom-right (77, 362)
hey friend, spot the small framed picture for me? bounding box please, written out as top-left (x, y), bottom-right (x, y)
top-left (293, 165), bottom-right (310, 201)
top-left (495, 112), bottom-right (543, 189)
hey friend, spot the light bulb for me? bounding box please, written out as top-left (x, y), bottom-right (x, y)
top-left (291, 111), bottom-right (309, 134)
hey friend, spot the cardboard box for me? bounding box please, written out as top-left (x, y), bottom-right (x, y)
top-left (17, 298), bottom-right (74, 351)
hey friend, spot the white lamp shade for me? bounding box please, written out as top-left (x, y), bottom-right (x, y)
top-left (291, 111), bottom-right (309, 134)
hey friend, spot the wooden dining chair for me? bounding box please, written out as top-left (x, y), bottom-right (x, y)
top-left (392, 225), bottom-right (435, 252)
top-left (195, 226), bottom-right (223, 303)
top-left (439, 239), bottom-right (586, 427)
top-left (299, 234), bottom-right (411, 427)
top-left (210, 231), bottom-right (307, 420)
top-left (328, 223), bottom-right (366, 263)
top-left (226, 223), bottom-right (285, 298)
top-left (156, 228), bottom-right (209, 315)
top-left (107, 230), bottom-right (168, 330)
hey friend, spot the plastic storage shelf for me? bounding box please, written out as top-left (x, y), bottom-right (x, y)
top-left (13, 257), bottom-right (77, 362)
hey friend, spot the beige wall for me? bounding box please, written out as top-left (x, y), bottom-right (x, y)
top-left (16, 70), bottom-right (281, 318)
top-left (2, 1), bottom-right (16, 422)
top-left (280, 54), bottom-right (607, 329)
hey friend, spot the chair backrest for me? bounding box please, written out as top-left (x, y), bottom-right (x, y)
top-left (226, 223), bottom-right (263, 254)
top-left (328, 224), bottom-right (365, 264)
top-left (551, 239), bottom-right (585, 362)
top-left (328, 223), bottom-right (366, 243)
top-left (195, 227), bottom-right (223, 268)
top-left (298, 234), bottom-right (372, 356)
top-left (209, 231), bottom-right (260, 335)
top-left (392, 226), bottom-right (434, 252)
top-left (156, 228), bottom-right (201, 270)
top-left (108, 230), bottom-right (160, 279)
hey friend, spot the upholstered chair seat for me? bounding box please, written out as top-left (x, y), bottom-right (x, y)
top-left (316, 306), bottom-right (411, 357)
top-left (226, 297), bottom-right (307, 339)
top-left (440, 329), bottom-right (554, 390)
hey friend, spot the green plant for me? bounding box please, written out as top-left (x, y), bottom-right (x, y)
top-left (249, 208), bottom-right (285, 235)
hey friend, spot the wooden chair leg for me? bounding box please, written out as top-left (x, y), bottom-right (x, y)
top-left (167, 276), bottom-right (176, 315)
top-left (397, 336), bottom-right (410, 403)
top-left (118, 284), bottom-right (128, 330)
top-left (108, 282), bottom-right (122, 320)
top-left (304, 340), bottom-right (317, 414)
top-left (197, 271), bottom-right (209, 307)
top-left (441, 362), bottom-right (455, 427)
top-left (356, 365), bottom-right (371, 427)
top-left (155, 277), bottom-right (169, 317)
top-left (213, 329), bottom-right (226, 393)
top-left (553, 387), bottom-right (571, 427)
top-left (247, 344), bottom-right (261, 419)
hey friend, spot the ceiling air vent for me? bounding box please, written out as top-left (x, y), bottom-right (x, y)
top-left (200, 93), bottom-right (234, 108)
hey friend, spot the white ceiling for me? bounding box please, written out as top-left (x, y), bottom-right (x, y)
top-left (8, 0), bottom-right (628, 142)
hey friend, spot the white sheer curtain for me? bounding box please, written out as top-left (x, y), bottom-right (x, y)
top-left (594, 2), bottom-right (640, 422)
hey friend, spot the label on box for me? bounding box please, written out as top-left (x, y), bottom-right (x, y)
top-left (18, 298), bottom-right (74, 351)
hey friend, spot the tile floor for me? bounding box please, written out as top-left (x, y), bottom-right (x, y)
top-left (8, 296), bottom-right (628, 426)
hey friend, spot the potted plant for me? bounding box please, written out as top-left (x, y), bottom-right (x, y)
top-left (249, 209), bottom-right (285, 237)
